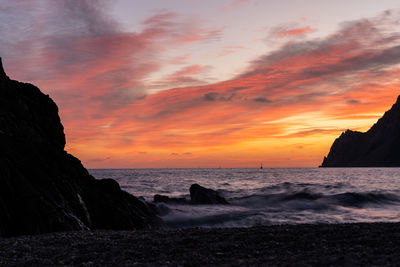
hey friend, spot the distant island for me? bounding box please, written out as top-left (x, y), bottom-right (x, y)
top-left (321, 95), bottom-right (400, 167)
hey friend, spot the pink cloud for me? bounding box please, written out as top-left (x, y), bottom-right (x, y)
top-left (1, 4), bottom-right (222, 113)
top-left (2, 3), bottom-right (400, 167)
top-left (170, 65), bottom-right (205, 77)
top-left (219, 46), bottom-right (246, 57)
top-left (85, 10), bottom-right (400, 153)
top-left (274, 26), bottom-right (314, 37)
top-left (151, 65), bottom-right (209, 89)
top-left (169, 54), bottom-right (191, 65)
top-left (68, 9), bottom-right (400, 167)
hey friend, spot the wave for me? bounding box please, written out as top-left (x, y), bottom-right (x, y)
top-left (93, 168), bottom-right (400, 228)
top-left (330, 192), bottom-right (400, 207)
top-left (154, 182), bottom-right (400, 228)
top-left (229, 188), bottom-right (400, 211)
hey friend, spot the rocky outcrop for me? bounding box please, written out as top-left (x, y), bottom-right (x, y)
top-left (0, 58), bottom-right (7, 79)
top-left (321, 95), bottom-right (400, 167)
top-left (153, 184), bottom-right (229, 206)
top-left (189, 184), bottom-right (229, 204)
top-left (0, 58), bottom-right (159, 237)
top-left (153, 194), bottom-right (188, 204)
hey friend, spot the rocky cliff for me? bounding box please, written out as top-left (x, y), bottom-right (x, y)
top-left (321, 95), bottom-right (400, 167)
top-left (0, 58), bottom-right (158, 237)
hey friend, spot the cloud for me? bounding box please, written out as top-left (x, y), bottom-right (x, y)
top-left (252, 97), bottom-right (272, 103)
top-left (3, 5), bottom-right (400, 167)
top-left (0, 2), bottom-right (222, 114)
top-left (84, 10), bottom-right (400, 167)
top-left (241, 12), bottom-right (400, 88)
top-left (219, 45), bottom-right (246, 57)
top-left (203, 92), bottom-right (220, 101)
top-left (104, 10), bottom-right (400, 157)
top-left (347, 99), bottom-right (360, 104)
top-left (272, 26), bottom-right (314, 38)
top-left (170, 152), bottom-right (192, 157)
top-left (203, 92), bottom-right (237, 101)
top-left (151, 64), bottom-right (210, 89)
top-left (280, 128), bottom-right (345, 138)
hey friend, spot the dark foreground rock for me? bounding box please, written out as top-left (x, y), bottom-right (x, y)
top-left (0, 58), bottom-right (158, 237)
top-left (0, 222), bottom-right (399, 266)
top-left (153, 184), bottom-right (228, 205)
top-left (321, 95), bottom-right (400, 167)
top-left (190, 184), bottom-right (229, 204)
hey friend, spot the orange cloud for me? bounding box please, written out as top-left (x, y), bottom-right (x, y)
top-left (2, 5), bottom-right (400, 168)
top-left (275, 26), bottom-right (314, 37)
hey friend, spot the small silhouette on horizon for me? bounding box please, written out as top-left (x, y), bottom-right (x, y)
top-left (260, 163), bottom-right (263, 169)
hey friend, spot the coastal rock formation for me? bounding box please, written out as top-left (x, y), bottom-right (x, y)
top-left (189, 184), bottom-right (229, 204)
top-left (321, 95), bottom-right (400, 167)
top-left (153, 184), bottom-right (229, 206)
top-left (153, 194), bottom-right (188, 204)
top-left (0, 58), bottom-right (158, 237)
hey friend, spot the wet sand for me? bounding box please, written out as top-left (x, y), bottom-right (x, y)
top-left (1, 222), bottom-right (399, 266)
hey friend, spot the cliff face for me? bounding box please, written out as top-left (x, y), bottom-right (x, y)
top-left (321, 95), bottom-right (400, 167)
top-left (0, 58), bottom-right (158, 237)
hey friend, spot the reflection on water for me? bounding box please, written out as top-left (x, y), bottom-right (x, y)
top-left (90, 168), bottom-right (400, 228)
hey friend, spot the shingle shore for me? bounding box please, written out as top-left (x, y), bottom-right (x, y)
top-left (1, 222), bottom-right (399, 266)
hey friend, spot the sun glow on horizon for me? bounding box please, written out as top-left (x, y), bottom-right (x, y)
top-left (1, 1), bottom-right (400, 168)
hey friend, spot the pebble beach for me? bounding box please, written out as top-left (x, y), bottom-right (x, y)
top-left (1, 222), bottom-right (399, 266)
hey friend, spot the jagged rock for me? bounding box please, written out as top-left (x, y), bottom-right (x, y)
top-left (321, 95), bottom-right (400, 167)
top-left (153, 194), bottom-right (188, 204)
top-left (0, 58), bottom-right (159, 237)
top-left (189, 184), bottom-right (229, 204)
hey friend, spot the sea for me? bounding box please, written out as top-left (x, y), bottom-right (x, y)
top-left (89, 168), bottom-right (400, 229)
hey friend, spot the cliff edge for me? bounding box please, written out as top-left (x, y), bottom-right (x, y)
top-left (0, 58), bottom-right (158, 237)
top-left (321, 95), bottom-right (400, 167)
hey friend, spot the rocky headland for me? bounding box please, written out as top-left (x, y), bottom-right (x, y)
top-left (321, 95), bottom-right (400, 167)
top-left (0, 58), bottom-right (158, 237)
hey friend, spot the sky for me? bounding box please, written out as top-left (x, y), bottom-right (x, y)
top-left (1, 0), bottom-right (400, 168)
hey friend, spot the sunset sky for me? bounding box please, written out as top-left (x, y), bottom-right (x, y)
top-left (1, 0), bottom-right (400, 168)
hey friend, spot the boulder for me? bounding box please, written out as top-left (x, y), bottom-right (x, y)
top-left (153, 194), bottom-right (188, 204)
top-left (0, 58), bottom-right (159, 236)
top-left (189, 184), bottom-right (229, 204)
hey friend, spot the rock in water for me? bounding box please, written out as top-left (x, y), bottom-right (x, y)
top-left (153, 194), bottom-right (188, 204)
top-left (189, 184), bottom-right (229, 204)
top-left (321, 95), bottom-right (400, 167)
top-left (0, 58), bottom-right (158, 237)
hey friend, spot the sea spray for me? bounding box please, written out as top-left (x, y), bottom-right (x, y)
top-left (90, 168), bottom-right (400, 228)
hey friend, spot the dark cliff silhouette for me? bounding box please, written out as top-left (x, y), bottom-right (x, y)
top-left (0, 58), bottom-right (158, 237)
top-left (321, 95), bottom-right (400, 167)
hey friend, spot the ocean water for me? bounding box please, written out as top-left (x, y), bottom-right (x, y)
top-left (89, 168), bottom-right (400, 228)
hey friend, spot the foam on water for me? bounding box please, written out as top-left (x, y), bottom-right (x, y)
top-left (90, 168), bottom-right (400, 228)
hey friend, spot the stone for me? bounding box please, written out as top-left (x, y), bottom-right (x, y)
top-left (153, 194), bottom-right (188, 204)
top-left (189, 184), bottom-right (229, 205)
